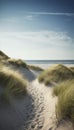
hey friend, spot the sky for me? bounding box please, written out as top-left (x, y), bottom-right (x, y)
top-left (0, 0), bottom-right (74, 60)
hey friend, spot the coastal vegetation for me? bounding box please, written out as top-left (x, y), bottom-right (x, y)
top-left (53, 80), bottom-right (74, 124)
top-left (38, 64), bottom-right (74, 85)
top-left (70, 67), bottom-right (74, 73)
top-left (28, 64), bottom-right (44, 71)
top-left (7, 58), bottom-right (28, 69)
top-left (0, 50), bottom-right (9, 60)
top-left (0, 66), bottom-right (28, 102)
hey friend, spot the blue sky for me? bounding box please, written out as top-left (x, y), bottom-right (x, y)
top-left (0, 0), bottom-right (74, 59)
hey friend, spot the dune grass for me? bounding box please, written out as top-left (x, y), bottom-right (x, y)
top-left (53, 80), bottom-right (74, 124)
top-left (0, 50), bottom-right (9, 60)
top-left (0, 51), bottom-right (28, 70)
top-left (70, 67), bottom-right (74, 73)
top-left (0, 66), bottom-right (28, 102)
top-left (28, 65), bottom-right (44, 71)
top-left (38, 64), bottom-right (74, 85)
top-left (7, 59), bottom-right (28, 69)
top-left (0, 62), bottom-right (3, 69)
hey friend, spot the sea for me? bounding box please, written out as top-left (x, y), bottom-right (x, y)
top-left (26, 60), bottom-right (74, 69)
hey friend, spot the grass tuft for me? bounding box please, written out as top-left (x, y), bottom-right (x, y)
top-left (7, 59), bottom-right (28, 69)
top-left (53, 80), bottom-right (74, 124)
top-left (38, 64), bottom-right (74, 85)
top-left (28, 65), bottom-right (44, 71)
top-left (0, 66), bottom-right (28, 102)
top-left (70, 67), bottom-right (74, 73)
top-left (0, 50), bottom-right (9, 60)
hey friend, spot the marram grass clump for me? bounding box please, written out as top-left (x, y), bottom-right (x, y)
top-left (38, 64), bottom-right (74, 85)
top-left (0, 50), bottom-right (9, 60)
top-left (70, 67), bottom-right (74, 73)
top-left (0, 66), bottom-right (28, 102)
top-left (28, 65), bottom-right (44, 71)
top-left (7, 59), bottom-right (28, 69)
top-left (53, 80), bottom-right (74, 124)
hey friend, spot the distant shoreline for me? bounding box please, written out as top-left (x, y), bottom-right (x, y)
top-left (26, 60), bottom-right (74, 69)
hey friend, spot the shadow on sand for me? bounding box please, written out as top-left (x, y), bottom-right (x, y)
top-left (0, 92), bottom-right (36, 130)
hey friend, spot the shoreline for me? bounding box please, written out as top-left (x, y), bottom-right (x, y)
top-left (27, 63), bottom-right (74, 69)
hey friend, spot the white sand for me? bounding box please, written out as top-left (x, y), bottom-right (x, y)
top-left (0, 66), bottom-right (73, 130)
top-left (31, 79), bottom-right (57, 130)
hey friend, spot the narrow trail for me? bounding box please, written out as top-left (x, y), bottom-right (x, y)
top-left (30, 79), bottom-right (57, 130)
top-left (10, 79), bottom-right (57, 130)
top-left (0, 79), bottom-right (55, 130)
top-left (28, 79), bottom-right (73, 130)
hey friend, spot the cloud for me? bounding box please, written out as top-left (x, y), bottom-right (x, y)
top-left (27, 12), bottom-right (74, 17)
top-left (0, 31), bottom-right (73, 47)
top-left (1, 12), bottom-right (73, 25)
top-left (24, 15), bottom-right (33, 21)
top-left (16, 31), bottom-right (73, 47)
top-left (1, 15), bottom-right (33, 24)
top-left (0, 31), bottom-right (74, 59)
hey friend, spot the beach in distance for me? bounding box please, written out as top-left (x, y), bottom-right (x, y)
top-left (26, 60), bottom-right (74, 69)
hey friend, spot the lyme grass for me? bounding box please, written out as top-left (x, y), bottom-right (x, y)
top-left (53, 80), bottom-right (74, 124)
top-left (38, 64), bottom-right (74, 85)
top-left (7, 59), bottom-right (28, 69)
top-left (28, 65), bottom-right (44, 71)
top-left (0, 66), bottom-right (28, 102)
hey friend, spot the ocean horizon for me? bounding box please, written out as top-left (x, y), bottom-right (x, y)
top-left (25, 60), bottom-right (74, 68)
top-left (26, 60), bottom-right (74, 64)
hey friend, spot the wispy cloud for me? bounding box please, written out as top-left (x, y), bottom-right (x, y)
top-left (1, 15), bottom-right (34, 23)
top-left (0, 31), bottom-right (73, 47)
top-left (27, 12), bottom-right (74, 17)
top-left (0, 31), bottom-right (74, 59)
top-left (1, 12), bottom-right (74, 24)
top-left (24, 15), bottom-right (33, 20)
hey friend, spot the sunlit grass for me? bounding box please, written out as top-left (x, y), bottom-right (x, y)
top-left (7, 58), bottom-right (28, 69)
top-left (53, 80), bottom-right (74, 124)
top-left (28, 65), bottom-right (44, 71)
top-left (0, 66), bottom-right (28, 102)
top-left (38, 64), bottom-right (74, 85)
top-left (0, 50), bottom-right (9, 60)
top-left (70, 67), bottom-right (74, 73)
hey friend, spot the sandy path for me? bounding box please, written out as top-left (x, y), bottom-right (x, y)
top-left (20, 79), bottom-right (57, 130)
top-left (25, 79), bottom-right (73, 130)
top-left (30, 79), bottom-right (57, 130)
top-left (0, 79), bottom-right (57, 130)
top-left (21, 80), bottom-right (45, 130)
top-left (0, 79), bottom-right (73, 130)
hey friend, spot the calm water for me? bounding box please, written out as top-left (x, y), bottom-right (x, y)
top-left (26, 60), bottom-right (74, 69)
top-left (26, 60), bottom-right (74, 65)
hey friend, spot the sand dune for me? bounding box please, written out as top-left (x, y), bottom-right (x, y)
top-left (0, 64), bottom-right (74, 130)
